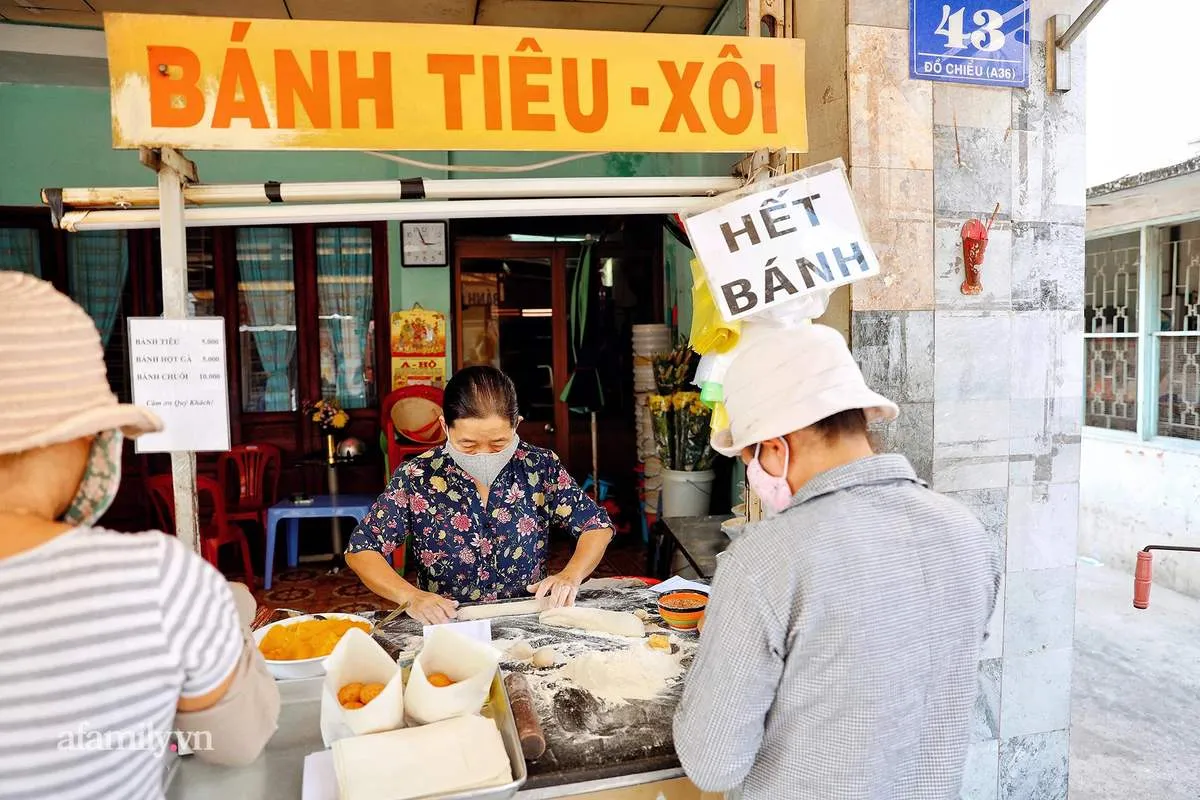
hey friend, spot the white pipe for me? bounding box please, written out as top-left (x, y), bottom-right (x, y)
top-left (58, 196), bottom-right (719, 232)
top-left (49, 177), bottom-right (740, 209)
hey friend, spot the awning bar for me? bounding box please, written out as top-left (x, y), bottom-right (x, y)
top-left (1057, 0), bottom-right (1111, 49)
top-left (43, 176), bottom-right (741, 211)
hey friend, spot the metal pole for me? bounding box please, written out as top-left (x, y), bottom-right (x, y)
top-left (156, 154), bottom-right (201, 553)
top-left (1056, 0), bottom-right (1112, 49)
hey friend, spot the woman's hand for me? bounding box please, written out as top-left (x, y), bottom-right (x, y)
top-left (402, 590), bottom-right (460, 625)
top-left (528, 572), bottom-right (582, 609)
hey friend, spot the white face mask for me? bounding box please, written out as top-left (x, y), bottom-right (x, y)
top-left (445, 435), bottom-right (520, 489)
top-left (62, 430), bottom-right (123, 527)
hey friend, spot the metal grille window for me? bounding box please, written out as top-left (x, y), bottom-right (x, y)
top-left (1158, 226), bottom-right (1200, 441)
top-left (1084, 233), bottom-right (1140, 432)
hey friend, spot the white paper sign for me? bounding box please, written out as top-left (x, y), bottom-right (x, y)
top-left (128, 317), bottom-right (231, 453)
top-left (684, 160), bottom-right (881, 322)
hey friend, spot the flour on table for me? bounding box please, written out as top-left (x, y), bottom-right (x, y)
top-left (560, 643), bottom-right (684, 705)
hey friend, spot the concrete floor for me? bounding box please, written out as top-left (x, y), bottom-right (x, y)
top-left (1070, 561), bottom-right (1200, 799)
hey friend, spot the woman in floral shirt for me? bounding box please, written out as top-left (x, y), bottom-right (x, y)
top-left (346, 366), bottom-right (614, 624)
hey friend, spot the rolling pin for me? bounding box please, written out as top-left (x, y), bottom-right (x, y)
top-left (504, 672), bottom-right (547, 761)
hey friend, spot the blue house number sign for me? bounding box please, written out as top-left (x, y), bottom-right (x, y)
top-left (910, 0), bottom-right (1029, 88)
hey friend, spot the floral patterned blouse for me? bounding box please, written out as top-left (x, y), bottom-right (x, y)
top-left (347, 442), bottom-right (612, 602)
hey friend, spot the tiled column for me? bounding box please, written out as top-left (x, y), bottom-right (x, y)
top-left (846, 3), bottom-right (1085, 798)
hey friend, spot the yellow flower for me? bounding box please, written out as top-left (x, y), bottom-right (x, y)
top-left (555, 504), bottom-right (572, 518)
top-left (532, 492), bottom-right (545, 506)
top-left (648, 395), bottom-right (669, 413)
top-left (430, 476), bottom-right (448, 492)
top-left (332, 411), bottom-right (350, 428)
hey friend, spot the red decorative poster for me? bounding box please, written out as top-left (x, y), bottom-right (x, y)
top-left (390, 307), bottom-right (446, 389)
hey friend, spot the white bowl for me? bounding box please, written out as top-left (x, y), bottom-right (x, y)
top-left (721, 517), bottom-right (747, 539)
top-left (252, 613), bottom-right (374, 680)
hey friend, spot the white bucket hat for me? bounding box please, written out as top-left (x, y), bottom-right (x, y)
top-left (711, 323), bottom-right (898, 458)
top-left (0, 271), bottom-right (162, 456)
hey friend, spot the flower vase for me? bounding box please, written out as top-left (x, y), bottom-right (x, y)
top-left (325, 432), bottom-right (337, 465)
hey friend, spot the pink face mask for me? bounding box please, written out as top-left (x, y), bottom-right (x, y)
top-left (746, 441), bottom-right (793, 515)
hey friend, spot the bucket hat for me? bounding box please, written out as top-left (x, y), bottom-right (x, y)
top-left (711, 323), bottom-right (898, 457)
top-left (0, 271), bottom-right (161, 455)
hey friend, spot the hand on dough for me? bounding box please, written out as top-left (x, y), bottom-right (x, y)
top-left (528, 572), bottom-right (580, 609)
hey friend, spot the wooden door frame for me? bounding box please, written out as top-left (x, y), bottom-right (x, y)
top-left (451, 238), bottom-right (571, 459)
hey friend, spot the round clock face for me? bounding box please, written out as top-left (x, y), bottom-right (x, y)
top-left (402, 222), bottom-right (447, 266)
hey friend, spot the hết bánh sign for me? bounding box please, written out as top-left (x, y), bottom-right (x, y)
top-left (683, 160), bottom-right (880, 322)
top-left (103, 13), bottom-right (807, 153)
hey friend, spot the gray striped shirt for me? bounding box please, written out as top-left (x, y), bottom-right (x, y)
top-left (674, 455), bottom-right (1001, 799)
top-left (0, 528), bottom-right (244, 800)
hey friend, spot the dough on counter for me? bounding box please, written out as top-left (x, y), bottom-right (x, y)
top-left (539, 607), bottom-right (645, 638)
top-left (334, 715), bottom-right (511, 800)
top-left (633, 608), bottom-right (649, 621)
top-left (531, 647), bottom-right (556, 668)
top-left (457, 599), bottom-right (544, 620)
top-left (506, 640), bottom-right (535, 661)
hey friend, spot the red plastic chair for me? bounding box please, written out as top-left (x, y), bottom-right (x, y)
top-left (381, 385), bottom-right (447, 473)
top-left (146, 474), bottom-right (257, 591)
top-left (217, 443), bottom-right (282, 532)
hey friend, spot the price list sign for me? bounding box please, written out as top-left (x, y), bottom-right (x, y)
top-left (128, 317), bottom-right (231, 453)
top-left (910, 0), bottom-right (1029, 88)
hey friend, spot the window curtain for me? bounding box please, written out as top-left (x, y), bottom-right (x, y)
top-left (317, 228), bottom-right (373, 408)
top-left (236, 228), bottom-right (297, 412)
top-left (0, 228), bottom-right (41, 276)
top-left (67, 232), bottom-right (129, 348)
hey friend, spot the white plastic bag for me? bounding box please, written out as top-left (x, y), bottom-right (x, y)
top-left (404, 626), bottom-right (500, 726)
top-left (320, 627), bottom-right (405, 747)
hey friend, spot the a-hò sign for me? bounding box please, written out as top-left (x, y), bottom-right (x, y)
top-left (683, 159), bottom-right (880, 322)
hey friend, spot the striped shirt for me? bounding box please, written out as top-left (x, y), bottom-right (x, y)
top-left (0, 528), bottom-right (244, 800)
top-left (674, 455), bottom-right (1001, 799)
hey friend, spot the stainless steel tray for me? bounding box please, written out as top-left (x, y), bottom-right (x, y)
top-left (398, 663), bottom-right (528, 800)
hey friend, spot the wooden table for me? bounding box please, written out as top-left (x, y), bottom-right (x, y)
top-left (649, 516), bottom-right (732, 580)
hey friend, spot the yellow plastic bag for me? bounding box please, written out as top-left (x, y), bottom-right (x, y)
top-left (689, 259), bottom-right (742, 355)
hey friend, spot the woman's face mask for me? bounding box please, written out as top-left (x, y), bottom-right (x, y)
top-left (745, 440), bottom-right (793, 516)
top-left (442, 416), bottom-right (520, 488)
top-left (62, 430), bottom-right (124, 527)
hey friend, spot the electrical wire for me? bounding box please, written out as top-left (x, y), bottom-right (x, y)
top-left (365, 151), bottom-right (608, 173)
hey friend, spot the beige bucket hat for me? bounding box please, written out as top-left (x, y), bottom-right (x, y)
top-left (0, 271), bottom-right (162, 456)
top-left (711, 323), bottom-right (898, 458)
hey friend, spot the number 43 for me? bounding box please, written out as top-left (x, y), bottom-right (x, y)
top-left (935, 5), bottom-right (1006, 51)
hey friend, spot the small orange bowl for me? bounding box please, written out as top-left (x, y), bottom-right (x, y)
top-left (657, 590), bottom-right (709, 631)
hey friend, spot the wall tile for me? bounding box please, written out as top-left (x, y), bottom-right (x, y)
top-left (934, 217), bottom-right (1013, 311)
top-left (853, 309), bottom-right (935, 403)
top-left (1010, 222), bottom-right (1084, 312)
top-left (933, 125), bottom-right (1014, 219)
top-left (1003, 567), bottom-right (1076, 657)
top-left (983, 574), bottom-right (1005, 660)
top-left (848, 25), bottom-right (934, 170)
top-left (961, 741), bottom-right (1000, 800)
top-left (973, 658), bottom-right (1003, 742)
top-left (1010, 310), bottom-right (1086, 399)
top-left (933, 400), bottom-right (1011, 492)
top-left (872, 401), bottom-right (934, 484)
top-left (1008, 483), bottom-right (1079, 571)
top-left (934, 312), bottom-right (1012, 402)
top-left (848, 0), bottom-right (907, 29)
top-left (1009, 397), bottom-right (1082, 486)
top-left (933, 83), bottom-right (1013, 130)
top-left (850, 167), bottom-right (935, 311)
top-left (999, 730), bottom-right (1069, 800)
top-left (944, 486), bottom-right (1008, 564)
top-left (1000, 649), bottom-right (1073, 738)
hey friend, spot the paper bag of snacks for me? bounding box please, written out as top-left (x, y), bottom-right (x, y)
top-left (404, 627), bottom-right (500, 726)
top-left (320, 628), bottom-right (405, 745)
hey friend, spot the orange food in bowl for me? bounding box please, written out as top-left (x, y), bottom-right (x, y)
top-left (427, 672), bottom-right (456, 688)
top-left (258, 617), bottom-right (371, 661)
top-left (657, 590), bottom-right (709, 632)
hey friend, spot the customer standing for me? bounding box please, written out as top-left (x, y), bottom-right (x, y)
top-left (674, 324), bottom-right (1000, 799)
top-left (0, 273), bottom-right (279, 799)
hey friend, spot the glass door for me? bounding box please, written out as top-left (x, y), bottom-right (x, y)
top-left (454, 242), bottom-right (569, 457)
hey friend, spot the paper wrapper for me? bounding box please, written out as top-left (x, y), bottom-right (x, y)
top-left (320, 628), bottom-right (405, 747)
top-left (404, 626), bottom-right (500, 726)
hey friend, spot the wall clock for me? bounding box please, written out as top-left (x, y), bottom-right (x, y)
top-left (401, 221), bottom-right (449, 267)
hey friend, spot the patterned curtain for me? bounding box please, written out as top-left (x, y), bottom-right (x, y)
top-left (317, 228), bottom-right (373, 408)
top-left (0, 228), bottom-right (41, 276)
top-left (236, 228), bottom-right (297, 412)
top-left (67, 232), bottom-right (129, 347)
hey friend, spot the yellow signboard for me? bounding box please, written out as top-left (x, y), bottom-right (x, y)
top-left (104, 13), bottom-right (807, 153)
